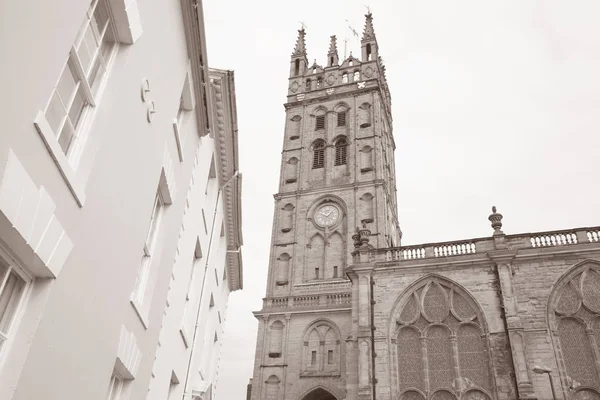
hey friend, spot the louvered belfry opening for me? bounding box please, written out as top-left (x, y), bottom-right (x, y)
top-left (315, 115), bottom-right (325, 130)
top-left (335, 137), bottom-right (348, 166)
top-left (337, 111), bottom-right (346, 127)
top-left (396, 278), bottom-right (493, 400)
top-left (312, 140), bottom-right (325, 169)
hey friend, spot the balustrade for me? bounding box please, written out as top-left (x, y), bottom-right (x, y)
top-left (365, 226), bottom-right (600, 263)
top-left (433, 242), bottom-right (476, 257)
top-left (530, 232), bottom-right (577, 247)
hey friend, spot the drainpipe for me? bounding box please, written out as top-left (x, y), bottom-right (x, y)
top-left (370, 276), bottom-right (377, 400)
top-left (182, 171), bottom-right (239, 399)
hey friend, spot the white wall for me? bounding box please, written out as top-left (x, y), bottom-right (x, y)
top-left (0, 0), bottom-right (241, 399)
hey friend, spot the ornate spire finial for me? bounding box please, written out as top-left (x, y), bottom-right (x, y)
top-left (328, 35), bottom-right (338, 55)
top-left (362, 11), bottom-right (375, 41)
top-left (292, 27), bottom-right (307, 56)
top-left (488, 206), bottom-right (504, 236)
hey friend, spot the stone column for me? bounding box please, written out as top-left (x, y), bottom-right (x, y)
top-left (347, 225), bottom-right (375, 400)
top-left (488, 207), bottom-right (537, 399)
top-left (496, 257), bottom-right (537, 399)
top-left (258, 315), bottom-right (270, 400)
top-left (282, 314), bottom-right (291, 400)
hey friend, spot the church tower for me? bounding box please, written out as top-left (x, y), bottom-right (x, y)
top-left (250, 13), bottom-right (400, 400)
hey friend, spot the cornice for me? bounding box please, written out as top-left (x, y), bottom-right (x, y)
top-left (253, 308), bottom-right (351, 318)
top-left (180, 0), bottom-right (210, 137)
top-left (273, 179), bottom-right (386, 200)
top-left (209, 68), bottom-right (243, 291)
top-left (284, 82), bottom-right (379, 109)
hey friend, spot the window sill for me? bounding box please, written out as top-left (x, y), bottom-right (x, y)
top-left (130, 299), bottom-right (149, 330)
top-left (179, 328), bottom-right (190, 348)
top-left (172, 119), bottom-right (184, 162)
top-left (33, 111), bottom-right (86, 207)
top-left (300, 371), bottom-right (340, 378)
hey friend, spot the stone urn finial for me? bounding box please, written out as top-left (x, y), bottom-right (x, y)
top-left (352, 227), bottom-right (362, 249)
top-left (358, 222), bottom-right (371, 248)
top-left (488, 206), bottom-right (504, 236)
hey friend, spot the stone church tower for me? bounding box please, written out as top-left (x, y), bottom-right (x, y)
top-left (250, 13), bottom-right (400, 400)
top-left (250, 11), bottom-right (600, 400)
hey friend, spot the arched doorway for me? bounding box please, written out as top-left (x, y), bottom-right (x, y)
top-left (301, 387), bottom-right (337, 400)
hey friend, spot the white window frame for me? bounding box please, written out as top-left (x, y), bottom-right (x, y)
top-left (34, 0), bottom-right (118, 207)
top-left (0, 248), bottom-right (32, 370)
top-left (131, 191), bottom-right (165, 328)
top-left (173, 66), bottom-right (195, 162)
top-left (106, 369), bottom-right (125, 400)
top-left (180, 239), bottom-right (203, 347)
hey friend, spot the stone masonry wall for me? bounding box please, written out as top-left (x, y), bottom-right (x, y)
top-left (372, 262), bottom-right (518, 400)
top-left (511, 252), bottom-right (600, 400)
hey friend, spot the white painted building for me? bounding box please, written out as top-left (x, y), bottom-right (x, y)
top-left (0, 0), bottom-right (242, 399)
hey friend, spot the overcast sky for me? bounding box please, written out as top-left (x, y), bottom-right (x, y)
top-left (203, 1), bottom-right (600, 399)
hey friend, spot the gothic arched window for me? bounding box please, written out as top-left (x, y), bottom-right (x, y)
top-left (285, 157), bottom-right (299, 184)
top-left (276, 253), bottom-right (290, 286)
top-left (312, 140), bottom-right (326, 169)
top-left (306, 79), bottom-right (312, 91)
top-left (359, 192), bottom-right (374, 223)
top-left (302, 320), bottom-right (341, 376)
top-left (394, 277), bottom-right (492, 400)
top-left (294, 59), bottom-right (300, 76)
top-left (548, 263), bottom-right (600, 398)
top-left (334, 137), bottom-right (348, 166)
top-left (289, 115), bottom-right (301, 140)
top-left (268, 321), bottom-right (285, 357)
top-left (342, 73), bottom-right (348, 84)
top-left (316, 77), bottom-right (322, 88)
top-left (280, 203), bottom-right (294, 233)
top-left (358, 102), bottom-right (372, 128)
top-left (265, 375), bottom-right (280, 400)
top-left (354, 70), bottom-right (360, 82)
top-left (366, 44), bottom-right (372, 61)
top-left (360, 145), bottom-right (373, 172)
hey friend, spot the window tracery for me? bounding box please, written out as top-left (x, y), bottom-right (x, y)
top-left (395, 277), bottom-right (492, 400)
top-left (302, 320), bottom-right (341, 376)
top-left (549, 264), bottom-right (600, 398)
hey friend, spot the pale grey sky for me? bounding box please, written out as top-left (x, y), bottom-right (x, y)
top-left (203, 1), bottom-right (600, 399)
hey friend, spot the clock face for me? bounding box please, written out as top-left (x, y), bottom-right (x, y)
top-left (314, 205), bottom-right (340, 227)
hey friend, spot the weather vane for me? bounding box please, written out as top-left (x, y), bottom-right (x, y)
top-left (299, 21), bottom-right (307, 30)
top-left (344, 19), bottom-right (360, 60)
top-left (365, 5), bottom-right (371, 14)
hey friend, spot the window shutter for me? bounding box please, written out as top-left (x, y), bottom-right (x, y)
top-left (334, 138), bottom-right (348, 166)
top-left (337, 111), bottom-right (346, 127)
top-left (313, 149), bottom-right (325, 169)
top-left (315, 115), bottom-right (325, 130)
